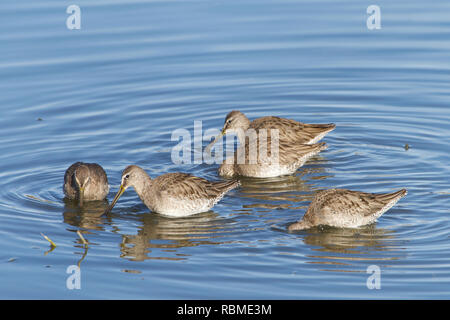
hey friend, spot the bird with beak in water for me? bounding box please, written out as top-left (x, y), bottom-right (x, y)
top-left (205, 110), bottom-right (333, 178)
top-left (104, 165), bottom-right (240, 217)
top-left (63, 162), bottom-right (109, 206)
top-left (206, 110), bottom-right (335, 153)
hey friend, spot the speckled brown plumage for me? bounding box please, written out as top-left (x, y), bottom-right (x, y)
top-left (250, 115), bottom-right (336, 145)
top-left (288, 188), bottom-right (407, 230)
top-left (105, 165), bottom-right (240, 217)
top-left (222, 110), bottom-right (335, 145)
top-left (218, 135), bottom-right (328, 178)
top-left (207, 110), bottom-right (334, 178)
top-left (63, 162), bottom-right (109, 204)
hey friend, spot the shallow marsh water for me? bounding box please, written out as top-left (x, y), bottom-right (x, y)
top-left (0, 0), bottom-right (449, 299)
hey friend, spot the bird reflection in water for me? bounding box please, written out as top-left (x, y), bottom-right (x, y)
top-left (287, 224), bottom-right (401, 273)
top-left (63, 198), bottom-right (110, 231)
top-left (238, 161), bottom-right (332, 211)
top-left (117, 211), bottom-right (233, 261)
top-left (63, 198), bottom-right (242, 263)
top-left (63, 199), bottom-right (110, 267)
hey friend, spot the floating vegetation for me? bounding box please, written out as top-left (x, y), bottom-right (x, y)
top-left (25, 194), bottom-right (57, 204)
top-left (76, 231), bottom-right (89, 268)
top-left (77, 230), bottom-right (88, 246)
top-left (41, 233), bottom-right (56, 247)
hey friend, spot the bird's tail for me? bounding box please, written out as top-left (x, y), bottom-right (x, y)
top-left (294, 141), bottom-right (328, 153)
top-left (314, 141), bottom-right (328, 152)
top-left (213, 179), bottom-right (241, 194)
top-left (304, 123), bottom-right (336, 134)
top-left (377, 188), bottom-right (408, 201)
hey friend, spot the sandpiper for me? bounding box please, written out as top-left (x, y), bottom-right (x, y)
top-left (104, 165), bottom-right (240, 217)
top-left (288, 188), bottom-right (407, 230)
top-left (206, 110), bottom-right (334, 178)
top-left (63, 162), bottom-right (109, 206)
top-left (218, 139), bottom-right (327, 178)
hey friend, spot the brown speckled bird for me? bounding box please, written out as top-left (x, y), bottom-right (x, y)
top-left (217, 138), bottom-right (328, 178)
top-left (104, 165), bottom-right (240, 217)
top-left (63, 162), bottom-right (109, 206)
top-left (288, 188), bottom-right (407, 230)
top-left (212, 110), bottom-right (336, 146)
top-left (206, 110), bottom-right (333, 178)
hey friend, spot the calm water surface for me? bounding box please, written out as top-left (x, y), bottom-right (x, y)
top-left (0, 0), bottom-right (449, 299)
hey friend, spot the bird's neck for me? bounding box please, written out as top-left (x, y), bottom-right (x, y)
top-left (236, 129), bottom-right (247, 146)
top-left (235, 122), bottom-right (254, 146)
top-left (235, 115), bottom-right (252, 145)
top-left (132, 173), bottom-right (153, 204)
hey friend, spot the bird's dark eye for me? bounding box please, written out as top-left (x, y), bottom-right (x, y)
top-left (124, 174), bottom-right (130, 180)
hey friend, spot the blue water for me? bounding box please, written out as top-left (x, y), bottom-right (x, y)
top-left (0, 0), bottom-right (449, 299)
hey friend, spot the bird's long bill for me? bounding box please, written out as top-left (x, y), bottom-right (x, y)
top-left (104, 185), bottom-right (125, 214)
top-left (79, 187), bottom-right (85, 207)
top-left (205, 130), bottom-right (225, 154)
